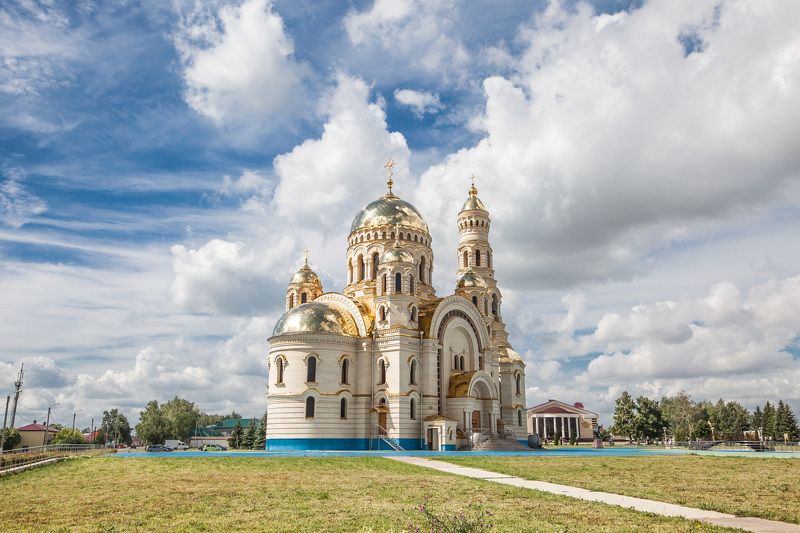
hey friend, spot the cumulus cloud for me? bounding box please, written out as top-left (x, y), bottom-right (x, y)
top-left (394, 89), bottom-right (443, 118)
top-left (170, 238), bottom-right (292, 315)
top-left (344, 0), bottom-right (469, 81)
top-left (272, 73), bottom-right (411, 232)
top-left (414, 0), bottom-right (800, 288)
top-left (174, 0), bottom-right (311, 125)
top-left (0, 167), bottom-right (47, 228)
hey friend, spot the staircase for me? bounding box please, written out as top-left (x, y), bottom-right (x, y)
top-left (376, 426), bottom-right (404, 451)
top-left (470, 431), bottom-right (528, 451)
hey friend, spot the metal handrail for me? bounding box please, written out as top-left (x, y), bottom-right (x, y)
top-left (375, 426), bottom-right (404, 451)
top-left (0, 444), bottom-right (107, 472)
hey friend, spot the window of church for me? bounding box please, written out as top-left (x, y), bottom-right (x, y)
top-left (453, 354), bottom-right (459, 369)
top-left (409, 275), bottom-right (414, 294)
top-left (479, 356), bottom-right (484, 371)
top-left (395, 272), bottom-right (402, 293)
top-left (515, 373), bottom-right (521, 395)
top-left (348, 260), bottom-right (353, 284)
top-left (472, 295), bottom-right (478, 307)
top-left (488, 251), bottom-right (492, 268)
top-left (419, 257), bottom-right (425, 283)
top-left (410, 359), bottom-right (417, 384)
top-left (341, 358), bottom-right (349, 384)
top-left (371, 252), bottom-right (379, 279)
top-left (460, 355), bottom-right (466, 371)
top-left (276, 357), bottom-right (285, 384)
top-left (305, 396), bottom-right (315, 418)
top-left (491, 294), bottom-right (498, 316)
top-left (301, 292), bottom-right (307, 304)
top-left (381, 274), bottom-right (387, 294)
top-left (379, 360), bottom-right (386, 384)
top-left (475, 250), bottom-right (481, 266)
top-left (484, 298), bottom-right (488, 315)
top-left (340, 398), bottom-right (347, 419)
top-left (288, 294), bottom-right (294, 309)
top-left (414, 234), bottom-right (418, 242)
top-left (399, 232), bottom-right (403, 240)
top-left (380, 306), bottom-right (386, 321)
top-left (463, 250), bottom-right (468, 267)
top-left (307, 356), bottom-right (317, 383)
top-left (410, 306), bottom-right (417, 322)
top-left (410, 398), bottom-right (416, 419)
top-left (358, 255), bottom-right (365, 281)
top-left (518, 409), bottom-right (523, 426)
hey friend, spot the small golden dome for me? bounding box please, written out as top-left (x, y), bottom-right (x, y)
top-left (350, 195), bottom-right (429, 234)
top-left (457, 268), bottom-right (487, 288)
top-left (272, 302), bottom-right (357, 337)
top-left (380, 242), bottom-right (414, 264)
top-left (460, 177), bottom-right (486, 212)
top-left (290, 265), bottom-right (320, 285)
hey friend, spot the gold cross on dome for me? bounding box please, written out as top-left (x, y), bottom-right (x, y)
top-left (304, 248), bottom-right (309, 267)
top-left (384, 158), bottom-right (396, 195)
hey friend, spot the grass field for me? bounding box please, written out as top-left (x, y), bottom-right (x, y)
top-left (0, 456), bottom-right (739, 532)
top-left (441, 454), bottom-right (800, 524)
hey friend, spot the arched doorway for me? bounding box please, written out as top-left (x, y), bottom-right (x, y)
top-left (469, 379), bottom-right (494, 434)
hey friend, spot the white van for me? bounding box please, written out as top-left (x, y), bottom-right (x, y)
top-left (165, 440), bottom-right (189, 450)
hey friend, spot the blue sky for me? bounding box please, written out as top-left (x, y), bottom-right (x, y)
top-left (1, 0), bottom-right (799, 428)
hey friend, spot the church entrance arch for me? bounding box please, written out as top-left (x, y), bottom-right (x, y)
top-left (470, 378), bottom-right (494, 435)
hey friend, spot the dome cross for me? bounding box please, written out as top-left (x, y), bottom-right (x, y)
top-left (384, 158), bottom-right (396, 196)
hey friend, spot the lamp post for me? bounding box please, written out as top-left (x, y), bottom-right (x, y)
top-left (43, 403), bottom-right (59, 447)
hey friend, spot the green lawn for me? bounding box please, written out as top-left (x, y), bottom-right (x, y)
top-left (0, 456), bottom-right (738, 532)
top-left (440, 454), bottom-right (800, 524)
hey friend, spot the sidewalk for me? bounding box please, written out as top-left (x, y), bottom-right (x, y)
top-left (388, 456), bottom-right (800, 533)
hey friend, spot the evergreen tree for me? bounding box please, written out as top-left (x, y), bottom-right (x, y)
top-left (633, 396), bottom-right (663, 441)
top-left (751, 406), bottom-right (763, 432)
top-left (762, 401), bottom-right (776, 440)
top-left (228, 419), bottom-right (244, 449)
top-left (781, 402), bottom-right (799, 441)
top-left (611, 391), bottom-right (636, 442)
top-left (253, 413), bottom-right (267, 449)
top-left (243, 419), bottom-right (256, 449)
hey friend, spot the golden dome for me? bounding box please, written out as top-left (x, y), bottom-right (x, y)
top-left (290, 265), bottom-right (320, 285)
top-left (272, 302), bottom-right (357, 337)
top-left (350, 195), bottom-right (429, 234)
top-left (457, 268), bottom-right (486, 288)
top-left (380, 243), bottom-right (414, 264)
top-left (460, 180), bottom-right (486, 212)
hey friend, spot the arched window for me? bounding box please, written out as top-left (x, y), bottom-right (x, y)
top-left (410, 306), bottom-right (417, 322)
top-left (340, 398), bottom-right (347, 419)
top-left (409, 275), bottom-right (414, 294)
top-left (515, 373), bottom-right (521, 395)
top-left (475, 250), bottom-right (481, 266)
top-left (379, 360), bottom-right (387, 384)
top-left (410, 398), bottom-right (416, 419)
top-left (478, 356), bottom-right (484, 371)
top-left (463, 250), bottom-right (468, 267)
top-left (307, 356), bottom-right (317, 382)
top-left (491, 294), bottom-right (498, 316)
top-left (341, 359), bottom-right (349, 384)
top-left (305, 396), bottom-right (315, 418)
top-left (472, 295), bottom-right (478, 307)
top-left (460, 355), bottom-right (466, 371)
top-left (484, 298), bottom-right (488, 315)
top-left (454, 354), bottom-right (459, 369)
top-left (518, 409), bottom-right (523, 426)
top-left (398, 232), bottom-right (403, 240)
top-left (301, 292), bottom-right (307, 304)
top-left (488, 251), bottom-right (492, 268)
top-left (358, 255), bottom-right (365, 281)
top-left (372, 252), bottom-right (379, 279)
top-left (390, 231), bottom-right (395, 239)
top-left (395, 272), bottom-right (402, 293)
top-left (381, 274), bottom-right (387, 294)
top-left (288, 294), bottom-right (294, 309)
top-left (348, 259), bottom-right (353, 284)
top-left (276, 357), bottom-right (284, 384)
top-left (379, 305), bottom-right (386, 321)
top-left (419, 257), bottom-right (425, 283)
top-left (410, 360), bottom-right (417, 385)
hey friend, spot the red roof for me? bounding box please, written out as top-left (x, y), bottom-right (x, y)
top-left (17, 423), bottom-right (58, 432)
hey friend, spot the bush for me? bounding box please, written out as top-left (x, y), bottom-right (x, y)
top-left (569, 435), bottom-right (577, 446)
top-left (52, 428), bottom-right (86, 445)
top-left (1, 428), bottom-right (21, 450)
top-left (410, 499), bottom-right (493, 532)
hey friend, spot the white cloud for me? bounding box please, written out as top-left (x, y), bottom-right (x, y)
top-left (174, 0), bottom-right (310, 125)
top-left (344, 0), bottom-right (469, 80)
top-left (0, 167), bottom-right (47, 228)
top-left (394, 88), bottom-right (442, 118)
top-left (414, 0), bottom-right (800, 289)
top-left (272, 73), bottom-right (411, 233)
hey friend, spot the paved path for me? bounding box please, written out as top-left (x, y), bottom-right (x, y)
top-left (388, 456), bottom-right (800, 533)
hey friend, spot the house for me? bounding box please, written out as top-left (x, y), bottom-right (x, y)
top-left (189, 418), bottom-right (259, 448)
top-left (16, 421), bottom-right (59, 449)
top-left (527, 400), bottom-right (599, 442)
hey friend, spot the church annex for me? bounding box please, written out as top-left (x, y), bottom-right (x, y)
top-left (266, 163), bottom-right (527, 450)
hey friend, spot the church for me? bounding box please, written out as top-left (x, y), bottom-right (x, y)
top-left (266, 162), bottom-right (527, 450)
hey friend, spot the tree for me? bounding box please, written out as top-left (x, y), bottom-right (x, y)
top-left (1, 428), bottom-right (21, 450)
top-left (776, 400), bottom-right (799, 442)
top-left (136, 400), bottom-right (170, 445)
top-left (611, 391), bottom-right (636, 442)
top-left (243, 419), bottom-right (256, 449)
top-left (751, 406), bottom-right (763, 432)
top-left (228, 419), bottom-right (244, 449)
top-left (162, 397), bottom-right (201, 442)
top-left (101, 409), bottom-right (132, 445)
top-left (633, 396), bottom-right (663, 441)
top-left (660, 391), bottom-right (696, 441)
top-left (52, 428), bottom-right (86, 444)
top-left (762, 401), bottom-right (776, 440)
top-left (253, 413), bottom-right (267, 449)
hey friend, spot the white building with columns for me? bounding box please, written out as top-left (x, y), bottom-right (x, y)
top-left (527, 399), bottom-right (599, 442)
top-left (266, 168), bottom-right (527, 450)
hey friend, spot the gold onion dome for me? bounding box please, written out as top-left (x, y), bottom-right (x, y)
top-left (461, 178), bottom-right (486, 212)
top-left (272, 302), bottom-right (357, 337)
top-left (380, 240), bottom-right (414, 264)
top-left (457, 268), bottom-right (487, 288)
top-left (350, 195), bottom-right (429, 234)
top-left (290, 264), bottom-right (320, 285)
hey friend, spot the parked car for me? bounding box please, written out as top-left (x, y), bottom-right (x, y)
top-left (145, 444), bottom-right (172, 452)
top-left (165, 439), bottom-right (189, 450)
top-left (200, 443), bottom-right (227, 452)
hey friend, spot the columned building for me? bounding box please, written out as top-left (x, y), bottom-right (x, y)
top-left (266, 166), bottom-right (527, 450)
top-left (527, 399), bottom-right (598, 442)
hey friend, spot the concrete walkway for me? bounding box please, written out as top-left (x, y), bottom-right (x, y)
top-left (388, 456), bottom-right (800, 533)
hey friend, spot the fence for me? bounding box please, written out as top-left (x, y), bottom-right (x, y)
top-left (0, 444), bottom-right (109, 472)
top-left (666, 440), bottom-right (800, 452)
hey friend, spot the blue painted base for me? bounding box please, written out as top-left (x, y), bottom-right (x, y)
top-left (266, 438), bottom-right (426, 451)
top-left (518, 440), bottom-right (528, 447)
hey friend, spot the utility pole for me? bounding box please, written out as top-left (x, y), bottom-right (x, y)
top-left (43, 403), bottom-right (59, 447)
top-left (91, 418), bottom-right (94, 443)
top-left (9, 363), bottom-right (23, 428)
top-left (72, 413), bottom-right (76, 431)
top-left (1, 395), bottom-right (9, 452)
